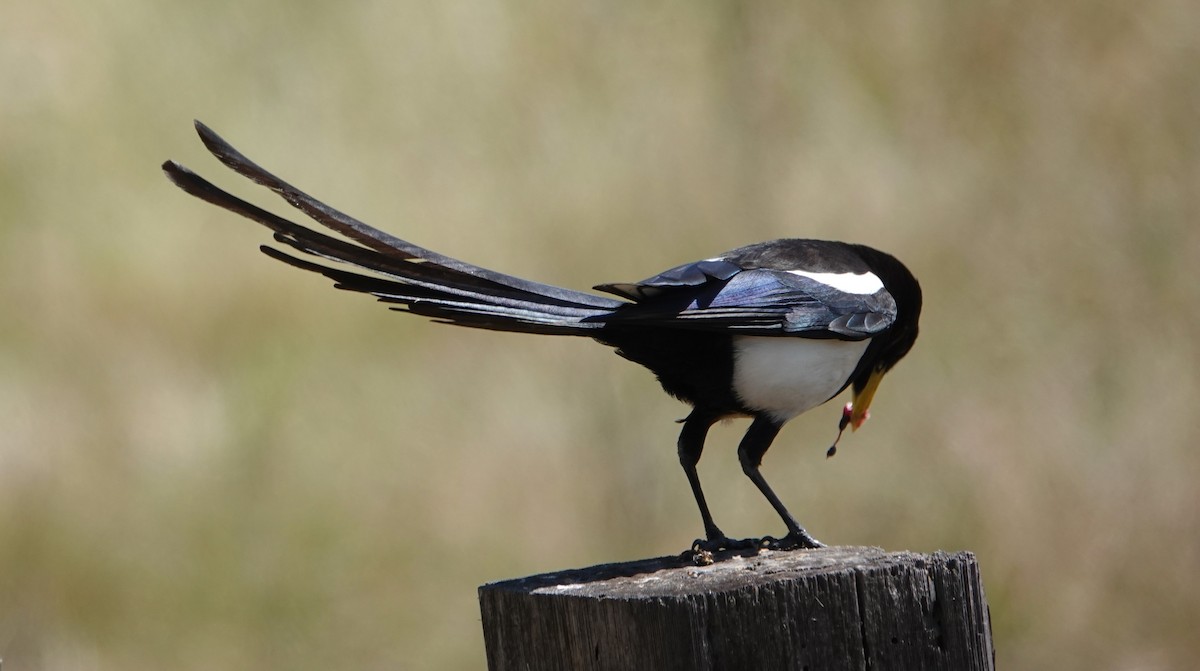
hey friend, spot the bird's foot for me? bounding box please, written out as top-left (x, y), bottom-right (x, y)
top-left (691, 535), bottom-right (762, 553)
top-left (683, 528), bottom-right (825, 564)
top-left (759, 529), bottom-right (826, 550)
top-left (685, 534), bottom-right (761, 565)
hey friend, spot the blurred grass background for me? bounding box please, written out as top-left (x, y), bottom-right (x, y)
top-left (2, 0), bottom-right (1198, 668)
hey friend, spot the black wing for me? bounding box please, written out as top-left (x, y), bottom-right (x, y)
top-left (595, 257), bottom-right (897, 339)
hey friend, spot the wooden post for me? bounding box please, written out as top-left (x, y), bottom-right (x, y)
top-left (479, 546), bottom-right (993, 671)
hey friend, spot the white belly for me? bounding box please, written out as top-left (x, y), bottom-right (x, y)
top-left (731, 336), bottom-right (870, 422)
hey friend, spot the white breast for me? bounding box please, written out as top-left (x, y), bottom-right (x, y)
top-left (732, 336), bottom-right (869, 422)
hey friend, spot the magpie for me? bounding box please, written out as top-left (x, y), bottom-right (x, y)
top-left (163, 121), bottom-right (922, 552)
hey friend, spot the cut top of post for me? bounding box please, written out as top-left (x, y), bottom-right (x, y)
top-left (479, 547), bottom-right (994, 671)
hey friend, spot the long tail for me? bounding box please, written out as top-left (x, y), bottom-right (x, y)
top-left (162, 121), bottom-right (625, 335)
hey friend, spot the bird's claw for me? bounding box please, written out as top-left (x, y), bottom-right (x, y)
top-left (685, 535), bottom-right (764, 564)
top-left (759, 530), bottom-right (825, 550)
top-left (690, 535), bottom-right (760, 553)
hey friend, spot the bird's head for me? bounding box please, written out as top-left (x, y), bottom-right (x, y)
top-left (843, 247), bottom-right (922, 433)
top-left (845, 312), bottom-right (919, 430)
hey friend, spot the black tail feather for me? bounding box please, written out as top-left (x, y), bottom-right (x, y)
top-left (258, 245), bottom-right (605, 335)
top-left (163, 122), bottom-right (625, 335)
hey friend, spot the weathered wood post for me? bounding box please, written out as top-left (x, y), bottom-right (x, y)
top-left (479, 546), bottom-right (993, 671)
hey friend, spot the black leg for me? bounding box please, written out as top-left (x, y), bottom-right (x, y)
top-left (677, 410), bottom-right (723, 542)
top-left (678, 411), bottom-right (758, 552)
top-left (737, 417), bottom-right (825, 549)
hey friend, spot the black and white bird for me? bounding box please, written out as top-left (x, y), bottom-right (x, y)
top-left (163, 122), bottom-right (922, 552)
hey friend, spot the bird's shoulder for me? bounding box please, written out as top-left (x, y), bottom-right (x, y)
top-left (594, 239), bottom-right (879, 301)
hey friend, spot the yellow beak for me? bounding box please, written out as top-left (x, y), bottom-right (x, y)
top-left (850, 368), bottom-right (885, 430)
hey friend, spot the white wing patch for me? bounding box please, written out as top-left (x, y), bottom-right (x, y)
top-left (732, 336), bottom-right (869, 422)
top-left (787, 269), bottom-right (884, 295)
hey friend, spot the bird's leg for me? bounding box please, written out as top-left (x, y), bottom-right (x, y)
top-left (678, 412), bottom-right (724, 544)
top-left (678, 411), bottom-right (758, 553)
top-left (737, 417), bottom-right (825, 550)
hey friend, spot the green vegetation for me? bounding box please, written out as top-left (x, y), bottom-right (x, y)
top-left (2, 1), bottom-right (1197, 668)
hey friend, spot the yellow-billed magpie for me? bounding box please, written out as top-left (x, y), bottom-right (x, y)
top-left (163, 121), bottom-right (922, 552)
